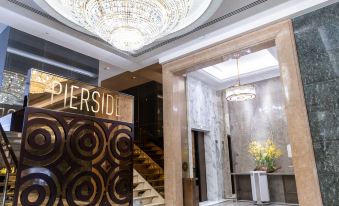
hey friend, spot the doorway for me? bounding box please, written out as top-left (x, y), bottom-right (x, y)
top-left (192, 131), bottom-right (207, 202)
top-left (162, 20), bottom-right (322, 206)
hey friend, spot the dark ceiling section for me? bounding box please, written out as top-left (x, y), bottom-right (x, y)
top-left (6, 28), bottom-right (99, 85)
top-left (102, 64), bottom-right (162, 92)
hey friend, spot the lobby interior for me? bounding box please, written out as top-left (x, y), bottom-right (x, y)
top-left (0, 0), bottom-right (338, 206)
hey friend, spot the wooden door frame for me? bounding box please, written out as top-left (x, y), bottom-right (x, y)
top-left (162, 20), bottom-right (322, 206)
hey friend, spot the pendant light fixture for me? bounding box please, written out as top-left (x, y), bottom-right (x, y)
top-left (225, 55), bottom-right (256, 102)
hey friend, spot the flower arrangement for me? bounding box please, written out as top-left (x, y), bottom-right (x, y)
top-left (248, 139), bottom-right (282, 173)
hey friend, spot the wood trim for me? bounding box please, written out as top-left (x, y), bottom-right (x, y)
top-left (162, 20), bottom-right (322, 206)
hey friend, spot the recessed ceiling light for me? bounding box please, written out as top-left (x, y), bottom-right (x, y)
top-left (203, 48), bottom-right (278, 81)
top-left (104, 67), bottom-right (111, 70)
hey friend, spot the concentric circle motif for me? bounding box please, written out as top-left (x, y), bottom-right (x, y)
top-left (66, 121), bottom-right (106, 164)
top-left (107, 169), bottom-right (132, 204)
top-left (25, 118), bottom-right (65, 165)
top-left (65, 170), bottom-right (104, 206)
top-left (108, 127), bottom-right (132, 161)
top-left (16, 109), bottom-right (134, 206)
top-left (19, 173), bottom-right (58, 206)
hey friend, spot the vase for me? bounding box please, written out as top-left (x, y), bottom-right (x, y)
top-left (250, 171), bottom-right (270, 203)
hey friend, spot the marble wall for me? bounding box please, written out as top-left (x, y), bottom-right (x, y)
top-left (186, 75), bottom-right (232, 201)
top-left (293, 3), bottom-right (339, 205)
top-left (225, 77), bottom-right (293, 173)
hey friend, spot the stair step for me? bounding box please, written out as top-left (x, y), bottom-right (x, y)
top-left (148, 179), bottom-right (164, 183)
top-left (0, 174), bottom-right (16, 177)
top-left (153, 186), bottom-right (164, 190)
top-left (133, 181), bottom-right (144, 187)
top-left (142, 149), bottom-right (162, 153)
top-left (134, 163), bottom-right (153, 167)
top-left (133, 188), bottom-right (151, 193)
top-left (134, 158), bottom-right (147, 162)
top-left (148, 154), bottom-right (163, 157)
top-left (144, 203), bottom-right (165, 206)
top-left (133, 195), bottom-right (158, 201)
top-left (140, 173), bottom-right (161, 176)
top-left (0, 182), bottom-right (16, 186)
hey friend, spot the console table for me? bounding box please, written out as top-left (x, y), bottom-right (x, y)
top-left (231, 173), bottom-right (298, 204)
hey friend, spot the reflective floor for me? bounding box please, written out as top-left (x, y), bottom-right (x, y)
top-left (214, 201), bottom-right (298, 206)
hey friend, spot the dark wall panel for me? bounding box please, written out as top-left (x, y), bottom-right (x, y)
top-left (293, 2), bottom-right (339, 205)
top-left (0, 27), bottom-right (10, 85)
top-left (6, 28), bottom-right (99, 85)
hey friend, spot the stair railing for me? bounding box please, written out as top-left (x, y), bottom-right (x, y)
top-left (0, 123), bottom-right (18, 206)
top-left (0, 124), bottom-right (18, 168)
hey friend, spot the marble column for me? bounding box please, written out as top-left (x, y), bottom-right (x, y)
top-left (293, 2), bottom-right (339, 205)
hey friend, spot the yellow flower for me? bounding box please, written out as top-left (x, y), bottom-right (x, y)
top-left (248, 139), bottom-right (283, 171)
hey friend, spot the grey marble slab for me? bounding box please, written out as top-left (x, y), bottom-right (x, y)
top-left (298, 48), bottom-right (339, 85)
top-left (186, 75), bottom-right (233, 201)
top-left (293, 2), bottom-right (339, 205)
top-left (317, 172), bottom-right (339, 206)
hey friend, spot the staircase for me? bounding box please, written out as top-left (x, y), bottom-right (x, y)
top-left (140, 143), bottom-right (164, 169)
top-left (0, 125), bottom-right (20, 206)
top-left (133, 169), bottom-right (164, 206)
top-left (134, 145), bottom-right (165, 197)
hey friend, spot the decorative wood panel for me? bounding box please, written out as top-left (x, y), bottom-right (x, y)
top-left (13, 107), bottom-right (133, 206)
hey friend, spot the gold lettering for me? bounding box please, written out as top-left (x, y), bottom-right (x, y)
top-left (91, 91), bottom-right (100, 113)
top-left (64, 83), bottom-right (68, 108)
top-left (106, 94), bottom-right (114, 115)
top-left (7, 109), bottom-right (16, 114)
top-left (70, 85), bottom-right (79, 110)
top-left (101, 93), bottom-right (105, 114)
top-left (51, 81), bottom-right (62, 105)
top-left (80, 88), bottom-right (90, 111)
top-left (116, 96), bottom-right (121, 117)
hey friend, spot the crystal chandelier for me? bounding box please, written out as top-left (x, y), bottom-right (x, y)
top-left (0, 70), bottom-right (26, 105)
top-left (45, 0), bottom-right (194, 51)
top-left (30, 70), bottom-right (65, 94)
top-left (225, 56), bottom-right (256, 102)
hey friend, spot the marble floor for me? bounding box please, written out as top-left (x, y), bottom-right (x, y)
top-left (212, 200), bottom-right (298, 206)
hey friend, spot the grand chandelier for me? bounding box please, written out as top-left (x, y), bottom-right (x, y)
top-left (225, 56), bottom-right (256, 102)
top-left (43, 0), bottom-right (194, 51)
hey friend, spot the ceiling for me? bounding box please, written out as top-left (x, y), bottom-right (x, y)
top-left (0, 0), bottom-right (336, 81)
top-left (101, 64), bottom-right (162, 92)
top-left (189, 47), bottom-right (280, 90)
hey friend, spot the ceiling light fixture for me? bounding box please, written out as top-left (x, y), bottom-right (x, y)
top-left (39, 0), bottom-right (201, 52)
top-left (225, 55), bottom-right (256, 102)
top-left (0, 70), bottom-right (25, 105)
top-left (30, 70), bottom-right (66, 94)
